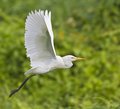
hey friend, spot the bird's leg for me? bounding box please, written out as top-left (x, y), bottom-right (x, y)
top-left (9, 74), bottom-right (35, 97)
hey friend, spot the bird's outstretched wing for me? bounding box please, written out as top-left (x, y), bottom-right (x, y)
top-left (25, 10), bottom-right (56, 67)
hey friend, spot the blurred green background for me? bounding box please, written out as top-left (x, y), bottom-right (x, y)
top-left (0, 0), bottom-right (120, 109)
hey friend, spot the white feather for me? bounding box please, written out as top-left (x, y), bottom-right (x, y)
top-left (25, 10), bottom-right (56, 67)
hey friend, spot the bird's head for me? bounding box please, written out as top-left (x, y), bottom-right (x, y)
top-left (62, 55), bottom-right (85, 68)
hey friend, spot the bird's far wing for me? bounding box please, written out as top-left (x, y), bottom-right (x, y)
top-left (25, 10), bottom-right (56, 67)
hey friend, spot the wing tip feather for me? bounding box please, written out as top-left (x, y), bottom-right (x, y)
top-left (26, 9), bottom-right (51, 20)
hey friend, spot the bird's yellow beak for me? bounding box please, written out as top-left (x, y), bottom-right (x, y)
top-left (74, 57), bottom-right (86, 61)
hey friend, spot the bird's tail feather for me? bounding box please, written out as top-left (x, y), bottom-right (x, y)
top-left (24, 68), bottom-right (36, 75)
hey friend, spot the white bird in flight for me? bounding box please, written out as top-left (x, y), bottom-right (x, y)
top-left (9, 10), bottom-right (85, 97)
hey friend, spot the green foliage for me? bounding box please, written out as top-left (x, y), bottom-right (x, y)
top-left (0, 0), bottom-right (120, 108)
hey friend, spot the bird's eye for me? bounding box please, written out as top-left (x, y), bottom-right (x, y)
top-left (71, 56), bottom-right (75, 59)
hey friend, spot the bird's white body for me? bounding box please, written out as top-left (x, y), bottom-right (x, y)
top-left (24, 10), bottom-right (81, 75)
top-left (9, 9), bottom-right (84, 97)
top-left (25, 55), bottom-right (73, 75)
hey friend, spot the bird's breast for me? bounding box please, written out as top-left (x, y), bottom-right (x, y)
top-left (49, 57), bottom-right (66, 70)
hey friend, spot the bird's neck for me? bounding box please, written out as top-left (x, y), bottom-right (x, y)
top-left (57, 56), bottom-right (73, 68)
top-left (60, 56), bottom-right (73, 68)
top-left (55, 56), bottom-right (68, 69)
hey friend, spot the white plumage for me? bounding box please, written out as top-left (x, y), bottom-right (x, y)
top-left (9, 10), bottom-right (85, 97)
top-left (24, 10), bottom-right (84, 75)
top-left (25, 10), bottom-right (56, 67)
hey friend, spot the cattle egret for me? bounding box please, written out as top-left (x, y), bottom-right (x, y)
top-left (9, 10), bottom-right (85, 97)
